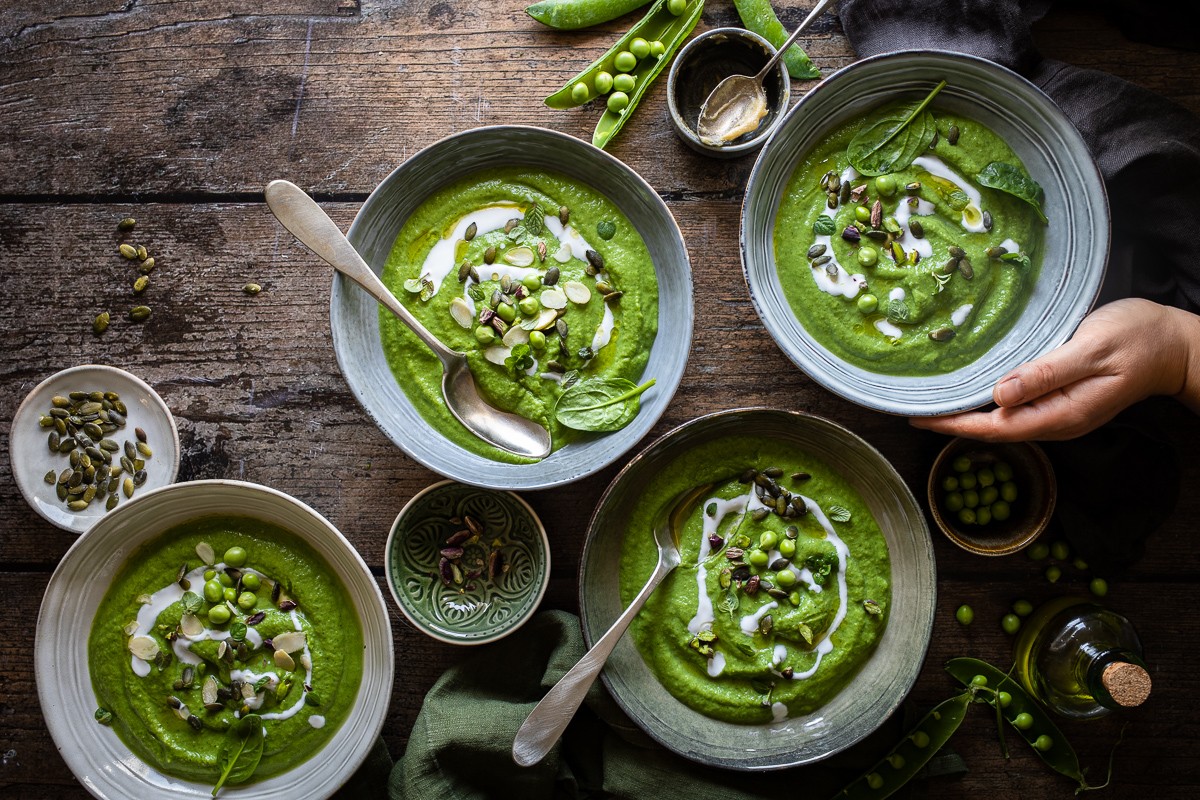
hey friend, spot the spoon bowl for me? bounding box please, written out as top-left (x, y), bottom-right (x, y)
top-left (264, 179), bottom-right (552, 460)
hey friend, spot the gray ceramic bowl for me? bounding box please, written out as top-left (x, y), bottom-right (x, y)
top-left (579, 408), bottom-right (936, 769)
top-left (667, 27), bottom-right (790, 158)
top-left (330, 126), bottom-right (692, 490)
top-left (742, 50), bottom-right (1109, 416)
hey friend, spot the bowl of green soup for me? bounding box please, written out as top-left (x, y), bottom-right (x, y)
top-left (35, 480), bottom-right (394, 799)
top-left (328, 125), bottom-right (691, 489)
top-left (579, 408), bottom-right (936, 769)
top-left (742, 50), bottom-right (1108, 416)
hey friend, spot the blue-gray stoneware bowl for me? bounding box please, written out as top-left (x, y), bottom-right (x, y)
top-left (579, 407), bottom-right (936, 769)
top-left (741, 50), bottom-right (1109, 416)
top-left (329, 126), bottom-right (692, 490)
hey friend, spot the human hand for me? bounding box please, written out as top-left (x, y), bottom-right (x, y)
top-left (910, 298), bottom-right (1200, 441)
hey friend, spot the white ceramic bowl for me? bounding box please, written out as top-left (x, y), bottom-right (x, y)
top-left (329, 125), bottom-right (692, 490)
top-left (579, 408), bottom-right (936, 769)
top-left (34, 480), bottom-right (394, 799)
top-left (10, 364), bottom-right (181, 533)
top-left (742, 50), bottom-right (1109, 415)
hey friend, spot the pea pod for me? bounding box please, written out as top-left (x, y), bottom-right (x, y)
top-left (526, 0), bottom-right (653, 30)
top-left (830, 691), bottom-right (971, 800)
top-left (734, 0), bottom-right (821, 80)
top-left (946, 657), bottom-right (1103, 792)
top-left (544, 0), bottom-right (704, 149)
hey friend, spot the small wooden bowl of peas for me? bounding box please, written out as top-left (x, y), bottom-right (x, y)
top-left (927, 438), bottom-right (1056, 556)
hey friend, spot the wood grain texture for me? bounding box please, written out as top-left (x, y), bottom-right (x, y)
top-left (2, 1), bottom-right (1200, 797)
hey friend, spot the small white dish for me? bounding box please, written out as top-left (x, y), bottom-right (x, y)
top-left (10, 364), bottom-right (181, 534)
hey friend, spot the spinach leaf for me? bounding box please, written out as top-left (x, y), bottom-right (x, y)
top-left (847, 80), bottom-right (947, 176)
top-left (554, 377), bottom-right (656, 432)
top-left (977, 161), bottom-right (1048, 223)
top-left (212, 714), bottom-right (264, 797)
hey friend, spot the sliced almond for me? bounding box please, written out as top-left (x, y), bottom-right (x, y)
top-left (128, 635), bottom-right (159, 661)
top-left (180, 613), bottom-right (205, 638)
top-left (241, 681), bottom-right (257, 700)
top-left (173, 701), bottom-right (191, 720)
top-left (123, 620), bottom-right (139, 636)
top-left (563, 280), bottom-right (591, 304)
top-left (300, 653), bottom-right (312, 671)
top-left (195, 541), bottom-right (215, 565)
top-left (274, 649), bottom-right (296, 671)
top-left (136, 593), bottom-right (152, 605)
top-left (540, 289), bottom-right (567, 310)
top-left (532, 308), bottom-right (560, 331)
top-left (217, 640), bottom-right (228, 660)
top-left (484, 346), bottom-right (510, 366)
top-left (272, 630), bottom-right (307, 654)
top-left (449, 297), bottom-right (474, 329)
top-left (502, 325), bottom-right (529, 348)
top-left (502, 246), bottom-right (534, 267)
top-left (553, 242), bottom-right (572, 263)
top-left (202, 675), bottom-right (219, 706)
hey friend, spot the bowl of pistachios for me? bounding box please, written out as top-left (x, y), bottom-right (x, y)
top-left (10, 363), bottom-right (181, 534)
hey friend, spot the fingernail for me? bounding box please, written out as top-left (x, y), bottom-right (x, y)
top-left (995, 376), bottom-right (1024, 406)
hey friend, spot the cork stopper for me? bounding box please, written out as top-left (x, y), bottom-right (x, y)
top-left (1101, 661), bottom-right (1151, 708)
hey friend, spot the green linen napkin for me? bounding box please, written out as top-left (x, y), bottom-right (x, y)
top-left (389, 610), bottom-right (905, 800)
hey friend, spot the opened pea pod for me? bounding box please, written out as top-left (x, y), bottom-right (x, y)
top-left (544, 0), bottom-right (705, 148)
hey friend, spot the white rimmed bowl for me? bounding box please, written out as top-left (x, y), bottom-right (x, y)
top-left (34, 480), bottom-right (394, 799)
top-left (742, 50), bottom-right (1109, 416)
top-left (579, 408), bottom-right (935, 769)
top-left (328, 125), bottom-right (692, 489)
top-left (10, 364), bottom-right (181, 534)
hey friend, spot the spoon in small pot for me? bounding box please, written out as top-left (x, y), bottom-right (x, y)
top-left (696, 0), bottom-right (835, 146)
top-left (511, 480), bottom-right (716, 767)
top-left (264, 179), bottom-right (553, 460)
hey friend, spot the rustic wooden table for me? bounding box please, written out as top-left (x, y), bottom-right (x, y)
top-left (2, 2), bottom-right (1199, 797)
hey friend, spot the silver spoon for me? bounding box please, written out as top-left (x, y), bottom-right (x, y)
top-left (264, 179), bottom-right (553, 460)
top-left (511, 480), bottom-right (716, 767)
top-left (696, 0), bottom-right (835, 146)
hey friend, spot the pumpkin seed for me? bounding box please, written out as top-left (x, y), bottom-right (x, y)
top-left (982, 210), bottom-right (993, 230)
top-left (905, 181), bottom-right (922, 195)
top-left (543, 266), bottom-right (560, 286)
top-left (119, 244), bottom-right (138, 260)
top-left (585, 249), bottom-right (605, 272)
top-left (93, 311), bottom-right (110, 335)
top-left (138, 257), bottom-right (155, 274)
top-left (958, 259), bottom-right (974, 280)
top-left (136, 441), bottom-right (152, 458)
top-left (558, 205), bottom-right (570, 226)
top-left (123, 477), bottom-right (134, 498)
top-left (948, 124), bottom-right (960, 145)
top-left (118, 217), bottom-right (137, 230)
top-left (807, 244), bottom-right (827, 259)
top-left (464, 221), bottom-right (477, 241)
top-left (826, 192), bottom-right (839, 210)
top-left (929, 327), bottom-right (956, 342)
top-left (986, 246), bottom-right (1008, 259)
top-left (105, 493), bottom-right (118, 510)
top-left (603, 291), bottom-right (623, 304)
top-left (135, 245), bottom-right (148, 261)
top-left (129, 305), bottom-right (151, 323)
top-left (909, 220), bottom-right (924, 238)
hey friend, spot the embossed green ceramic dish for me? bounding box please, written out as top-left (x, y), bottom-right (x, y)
top-left (385, 480), bottom-right (550, 645)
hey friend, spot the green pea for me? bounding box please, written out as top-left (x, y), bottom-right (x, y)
top-left (941, 475), bottom-right (959, 492)
top-left (857, 247), bottom-right (878, 268)
top-left (1034, 734), bottom-right (1054, 751)
top-left (854, 205), bottom-right (871, 223)
top-left (957, 508), bottom-right (976, 525)
top-left (977, 468), bottom-right (995, 487)
top-left (224, 587), bottom-right (237, 603)
top-left (962, 490), bottom-right (978, 509)
top-left (1072, 557), bottom-right (1089, 571)
top-left (778, 538), bottom-right (796, 558)
top-left (944, 491), bottom-right (963, 512)
top-left (224, 546), bottom-right (247, 567)
top-left (518, 296), bottom-right (540, 316)
top-left (203, 580), bottom-right (223, 603)
top-left (242, 573), bottom-right (261, 591)
top-left (1001, 613), bottom-right (1021, 635)
top-left (788, 590), bottom-right (801, 606)
top-left (994, 461), bottom-right (1013, 482)
top-left (759, 531), bottom-right (778, 551)
top-left (1045, 565), bottom-right (1062, 583)
top-left (1013, 712), bottom-right (1034, 730)
top-left (856, 293), bottom-right (878, 314)
top-left (668, 0), bottom-right (686, 14)
top-left (911, 731), bottom-right (930, 748)
top-left (1012, 599), bottom-right (1033, 616)
top-left (979, 486), bottom-right (998, 506)
top-left (613, 50), bottom-right (637, 72)
top-left (1090, 577), bottom-right (1109, 597)
top-left (991, 500), bottom-right (1010, 521)
top-left (875, 175), bottom-right (897, 196)
top-left (748, 549), bottom-right (769, 568)
top-left (1050, 540), bottom-right (1070, 561)
top-left (474, 325), bottom-right (496, 345)
top-left (955, 604), bottom-right (974, 625)
top-left (497, 302), bottom-right (517, 323)
top-left (522, 273), bottom-right (542, 291)
top-left (594, 71), bottom-right (613, 94)
top-left (237, 591), bottom-right (257, 611)
top-left (952, 455), bottom-right (972, 472)
top-left (629, 37), bottom-right (650, 59)
top-left (208, 604), bottom-right (231, 625)
top-left (570, 83), bottom-right (589, 104)
top-left (203, 569), bottom-right (216, 582)
top-left (1001, 481), bottom-right (1018, 502)
top-left (867, 773), bottom-right (884, 790)
top-left (970, 674), bottom-right (988, 687)
top-left (529, 330), bottom-right (547, 351)
top-left (607, 91), bottom-right (630, 113)
top-left (887, 753), bottom-right (905, 769)
top-left (775, 569), bottom-right (797, 588)
top-left (975, 506), bottom-right (991, 525)
top-left (959, 472), bottom-right (977, 490)
top-left (613, 72), bottom-right (636, 93)
top-left (997, 691), bottom-right (1012, 708)
top-left (1027, 541), bottom-right (1049, 560)
top-left (218, 571), bottom-right (234, 587)
top-left (650, 40), bottom-right (666, 57)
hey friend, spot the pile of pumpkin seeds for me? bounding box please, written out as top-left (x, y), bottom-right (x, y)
top-left (39, 390), bottom-right (153, 513)
top-left (93, 217), bottom-right (156, 335)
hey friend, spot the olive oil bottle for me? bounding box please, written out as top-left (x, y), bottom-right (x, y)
top-left (1013, 597), bottom-right (1151, 719)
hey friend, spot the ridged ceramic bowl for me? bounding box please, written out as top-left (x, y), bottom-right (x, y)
top-left (329, 125), bottom-right (692, 489)
top-left (34, 480), bottom-right (394, 799)
top-left (385, 480), bottom-right (550, 645)
top-left (742, 50), bottom-right (1108, 416)
top-left (579, 408), bottom-right (936, 769)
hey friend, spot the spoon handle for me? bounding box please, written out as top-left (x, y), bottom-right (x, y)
top-left (511, 556), bottom-right (675, 767)
top-left (756, 0), bottom-right (836, 81)
top-left (263, 179), bottom-right (455, 363)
